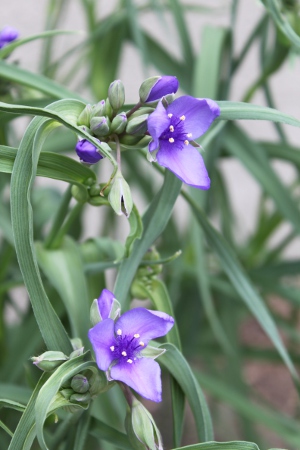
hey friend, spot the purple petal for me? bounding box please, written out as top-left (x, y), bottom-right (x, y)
top-left (147, 310), bottom-right (174, 334)
top-left (157, 142), bottom-right (210, 189)
top-left (75, 139), bottom-right (103, 164)
top-left (146, 76), bottom-right (179, 103)
top-left (110, 358), bottom-right (162, 402)
top-left (114, 308), bottom-right (174, 344)
top-left (0, 26), bottom-right (19, 44)
top-left (147, 102), bottom-right (170, 151)
top-left (97, 289), bottom-right (114, 319)
top-left (88, 319), bottom-right (115, 371)
top-left (167, 96), bottom-right (220, 140)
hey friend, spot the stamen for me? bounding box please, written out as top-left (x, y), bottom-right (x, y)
top-left (127, 359), bottom-right (133, 364)
top-left (169, 125), bottom-right (174, 132)
top-left (117, 329), bottom-right (122, 335)
top-left (187, 133), bottom-right (192, 138)
top-left (169, 138), bottom-right (175, 143)
top-left (122, 351), bottom-right (127, 356)
top-left (139, 341), bottom-right (145, 347)
top-left (180, 115), bottom-right (186, 121)
top-left (133, 333), bottom-right (140, 338)
top-left (184, 140), bottom-right (189, 145)
top-left (110, 346), bottom-right (115, 351)
top-left (168, 113), bottom-right (173, 118)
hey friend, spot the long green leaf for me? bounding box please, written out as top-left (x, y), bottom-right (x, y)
top-left (183, 193), bottom-right (298, 381)
top-left (173, 442), bottom-right (259, 450)
top-left (159, 343), bottom-right (213, 442)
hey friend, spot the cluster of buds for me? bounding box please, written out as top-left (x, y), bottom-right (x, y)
top-left (73, 76), bottom-right (179, 217)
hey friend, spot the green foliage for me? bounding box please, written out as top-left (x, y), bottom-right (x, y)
top-left (1, 1), bottom-right (300, 449)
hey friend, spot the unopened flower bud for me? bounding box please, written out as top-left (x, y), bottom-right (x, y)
top-left (91, 100), bottom-right (106, 118)
top-left (108, 170), bottom-right (133, 217)
top-left (0, 27), bottom-right (19, 49)
top-left (111, 112), bottom-right (127, 134)
top-left (126, 114), bottom-right (149, 136)
top-left (108, 79), bottom-right (125, 111)
top-left (139, 75), bottom-right (178, 105)
top-left (70, 392), bottom-right (91, 403)
top-left (105, 98), bottom-right (113, 119)
top-left (77, 104), bottom-right (92, 127)
top-left (71, 184), bottom-right (89, 203)
top-left (75, 139), bottom-right (103, 164)
top-left (71, 374), bottom-right (90, 393)
top-left (60, 388), bottom-right (74, 400)
top-left (32, 351), bottom-right (68, 372)
top-left (90, 116), bottom-right (110, 137)
top-left (119, 134), bottom-right (145, 146)
top-left (88, 370), bottom-right (110, 398)
top-left (125, 397), bottom-right (163, 450)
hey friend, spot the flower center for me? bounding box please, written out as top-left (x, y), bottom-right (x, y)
top-left (110, 331), bottom-right (144, 364)
top-left (161, 114), bottom-right (192, 145)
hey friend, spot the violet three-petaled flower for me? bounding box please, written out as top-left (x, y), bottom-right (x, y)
top-left (147, 95), bottom-right (220, 189)
top-left (88, 307), bottom-right (174, 402)
top-left (0, 27), bottom-right (19, 49)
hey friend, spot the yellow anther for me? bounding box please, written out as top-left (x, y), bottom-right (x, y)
top-left (122, 351), bottom-right (127, 356)
top-left (134, 333), bottom-right (140, 338)
top-left (127, 359), bottom-right (133, 364)
top-left (169, 138), bottom-right (175, 143)
top-left (139, 341), bottom-right (145, 347)
top-left (117, 329), bottom-right (122, 335)
top-left (184, 140), bottom-right (189, 145)
top-left (169, 125), bottom-right (174, 132)
top-left (168, 113), bottom-right (173, 118)
top-left (187, 133), bottom-right (192, 138)
top-left (180, 115), bottom-right (186, 121)
top-left (110, 346), bottom-right (115, 351)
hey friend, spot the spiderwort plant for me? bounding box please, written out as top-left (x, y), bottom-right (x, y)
top-left (147, 96), bottom-right (220, 188)
top-left (88, 290), bottom-right (174, 402)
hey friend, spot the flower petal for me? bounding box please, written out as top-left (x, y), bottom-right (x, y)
top-left (88, 319), bottom-right (115, 371)
top-left (114, 307), bottom-right (174, 344)
top-left (97, 289), bottom-right (115, 320)
top-left (146, 76), bottom-right (179, 102)
top-left (147, 101), bottom-right (170, 151)
top-left (157, 142), bottom-right (210, 189)
top-left (167, 96), bottom-right (220, 140)
top-left (110, 358), bottom-right (162, 402)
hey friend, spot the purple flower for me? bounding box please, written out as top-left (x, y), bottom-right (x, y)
top-left (139, 76), bottom-right (179, 104)
top-left (0, 26), bottom-right (19, 49)
top-left (88, 307), bottom-right (174, 402)
top-left (75, 139), bottom-right (103, 164)
top-left (147, 95), bottom-right (220, 189)
top-left (97, 289), bottom-right (115, 319)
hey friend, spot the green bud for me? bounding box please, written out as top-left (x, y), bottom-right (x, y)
top-left (70, 392), bottom-right (91, 403)
top-left (84, 177), bottom-right (95, 187)
top-left (88, 196), bottom-right (109, 207)
top-left (108, 79), bottom-right (125, 111)
top-left (89, 183), bottom-right (101, 197)
top-left (111, 112), bottom-right (127, 134)
top-left (71, 374), bottom-right (90, 393)
top-left (32, 351), bottom-right (68, 372)
top-left (91, 99), bottom-right (106, 118)
top-left (60, 388), bottom-right (74, 400)
top-left (90, 116), bottom-right (110, 137)
top-left (69, 348), bottom-right (84, 359)
top-left (88, 370), bottom-right (110, 398)
top-left (125, 397), bottom-right (163, 450)
top-left (71, 337), bottom-right (83, 350)
top-left (77, 104), bottom-right (92, 127)
top-left (129, 107), bottom-right (154, 119)
top-left (71, 184), bottom-right (89, 203)
top-left (119, 134), bottom-right (145, 146)
top-left (108, 170), bottom-right (133, 217)
top-left (126, 114), bottom-right (149, 136)
top-left (105, 98), bottom-right (113, 119)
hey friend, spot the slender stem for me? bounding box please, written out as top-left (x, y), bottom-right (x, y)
top-left (126, 101), bottom-right (142, 118)
top-left (100, 135), bottom-right (121, 196)
top-left (118, 382), bottom-right (133, 407)
top-left (52, 202), bottom-right (83, 248)
top-left (44, 185), bottom-right (72, 249)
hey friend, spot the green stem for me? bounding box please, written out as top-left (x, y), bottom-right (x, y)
top-left (52, 202), bottom-right (83, 248)
top-left (44, 185), bottom-right (72, 249)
